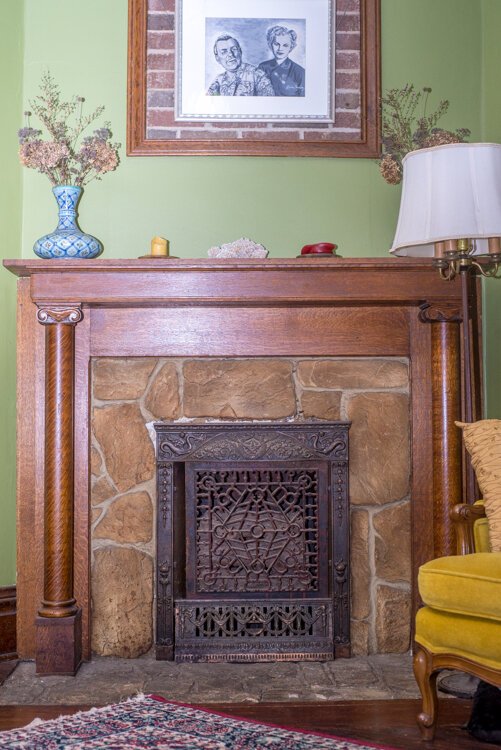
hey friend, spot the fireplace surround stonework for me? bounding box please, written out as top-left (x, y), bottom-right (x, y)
top-left (4, 258), bottom-right (477, 675)
top-left (90, 357), bottom-right (410, 659)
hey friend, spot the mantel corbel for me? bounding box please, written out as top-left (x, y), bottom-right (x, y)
top-left (36, 304), bottom-right (83, 325)
top-left (418, 300), bottom-right (462, 324)
top-left (418, 299), bottom-right (462, 557)
top-left (35, 301), bottom-right (83, 675)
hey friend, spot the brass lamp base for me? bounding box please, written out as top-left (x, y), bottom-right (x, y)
top-left (433, 238), bottom-right (501, 280)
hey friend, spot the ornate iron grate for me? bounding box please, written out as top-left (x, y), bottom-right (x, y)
top-left (177, 602), bottom-right (329, 639)
top-left (174, 600), bottom-right (333, 662)
top-left (155, 423), bottom-right (350, 662)
top-left (188, 465), bottom-right (325, 595)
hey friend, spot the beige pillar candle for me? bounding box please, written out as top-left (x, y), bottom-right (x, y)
top-left (151, 236), bottom-right (169, 256)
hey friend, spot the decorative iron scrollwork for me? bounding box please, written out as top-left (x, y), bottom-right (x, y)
top-left (193, 468), bottom-right (320, 594)
top-left (157, 425), bottom-right (349, 461)
top-left (157, 560), bottom-right (173, 646)
top-left (311, 431), bottom-right (346, 457)
top-left (176, 601), bottom-right (329, 639)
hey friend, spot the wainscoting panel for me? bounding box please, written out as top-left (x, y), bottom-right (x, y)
top-left (0, 586), bottom-right (17, 660)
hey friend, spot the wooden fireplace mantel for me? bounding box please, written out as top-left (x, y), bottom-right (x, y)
top-left (3, 257), bottom-right (477, 674)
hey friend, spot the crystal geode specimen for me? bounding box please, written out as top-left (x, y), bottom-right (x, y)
top-left (207, 237), bottom-right (268, 258)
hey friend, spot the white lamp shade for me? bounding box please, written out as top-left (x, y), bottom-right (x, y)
top-left (390, 142), bottom-right (501, 257)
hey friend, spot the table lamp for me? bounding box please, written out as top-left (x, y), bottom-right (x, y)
top-left (390, 142), bottom-right (501, 503)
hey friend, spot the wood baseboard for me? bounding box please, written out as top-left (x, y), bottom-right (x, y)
top-left (0, 586), bottom-right (17, 660)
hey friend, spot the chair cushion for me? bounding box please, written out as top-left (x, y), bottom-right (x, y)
top-left (419, 553), bottom-right (501, 621)
top-left (456, 420), bottom-right (501, 552)
top-left (475, 516), bottom-right (492, 553)
top-left (415, 606), bottom-right (501, 671)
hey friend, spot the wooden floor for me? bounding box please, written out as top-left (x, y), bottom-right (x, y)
top-left (0, 699), bottom-right (499, 749)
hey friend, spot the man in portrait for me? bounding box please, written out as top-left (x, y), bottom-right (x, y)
top-left (207, 35), bottom-right (274, 96)
top-left (258, 25), bottom-right (305, 97)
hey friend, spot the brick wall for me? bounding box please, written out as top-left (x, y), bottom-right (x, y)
top-left (146, 0), bottom-right (363, 143)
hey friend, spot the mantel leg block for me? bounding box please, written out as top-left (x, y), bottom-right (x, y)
top-left (334, 643), bottom-right (351, 659)
top-left (35, 609), bottom-right (82, 675)
top-left (156, 643), bottom-right (174, 661)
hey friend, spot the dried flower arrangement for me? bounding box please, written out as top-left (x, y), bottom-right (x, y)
top-left (18, 72), bottom-right (120, 187)
top-left (379, 85), bottom-right (470, 185)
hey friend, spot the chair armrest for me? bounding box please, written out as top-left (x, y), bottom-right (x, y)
top-left (451, 502), bottom-right (487, 555)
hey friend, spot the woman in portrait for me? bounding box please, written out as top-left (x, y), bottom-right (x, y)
top-left (258, 25), bottom-right (305, 97)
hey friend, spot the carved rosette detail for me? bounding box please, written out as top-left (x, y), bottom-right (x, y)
top-left (37, 305), bottom-right (83, 325)
top-left (418, 302), bottom-right (461, 324)
top-left (333, 463), bottom-right (348, 524)
top-left (158, 464), bottom-right (173, 529)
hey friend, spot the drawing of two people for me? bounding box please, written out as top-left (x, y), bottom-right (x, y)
top-left (207, 25), bottom-right (305, 97)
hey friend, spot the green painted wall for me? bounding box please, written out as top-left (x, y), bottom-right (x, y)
top-left (0, 0), bottom-right (23, 586)
top-left (481, 0), bottom-right (501, 418)
top-left (22, 0), bottom-right (482, 260)
top-left (0, 0), bottom-right (490, 584)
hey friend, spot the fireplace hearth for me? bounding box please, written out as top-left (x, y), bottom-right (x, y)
top-left (155, 423), bottom-right (350, 662)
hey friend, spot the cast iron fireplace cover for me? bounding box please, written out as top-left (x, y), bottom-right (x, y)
top-left (155, 422), bottom-right (350, 663)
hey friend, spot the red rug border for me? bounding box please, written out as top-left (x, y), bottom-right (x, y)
top-left (149, 695), bottom-right (400, 750)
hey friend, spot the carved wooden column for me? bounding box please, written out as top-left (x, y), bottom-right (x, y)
top-left (419, 302), bottom-right (462, 557)
top-left (35, 304), bottom-right (83, 675)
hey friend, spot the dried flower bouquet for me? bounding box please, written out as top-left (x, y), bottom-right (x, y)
top-left (379, 85), bottom-right (470, 185)
top-left (18, 72), bottom-right (120, 187)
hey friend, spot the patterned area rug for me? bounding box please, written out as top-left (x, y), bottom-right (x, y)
top-left (0, 695), bottom-right (398, 749)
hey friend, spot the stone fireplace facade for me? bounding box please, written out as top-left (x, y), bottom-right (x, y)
top-left (90, 356), bottom-right (410, 659)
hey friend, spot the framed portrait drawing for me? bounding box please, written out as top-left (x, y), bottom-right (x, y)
top-left (127, 0), bottom-right (380, 157)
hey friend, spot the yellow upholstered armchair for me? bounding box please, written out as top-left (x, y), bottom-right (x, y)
top-left (413, 501), bottom-right (501, 740)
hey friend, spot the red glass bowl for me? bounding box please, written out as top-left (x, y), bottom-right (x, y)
top-left (300, 242), bottom-right (338, 256)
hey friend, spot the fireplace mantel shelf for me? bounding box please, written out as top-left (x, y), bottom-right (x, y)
top-left (3, 256), bottom-right (475, 674)
top-left (4, 257), bottom-right (450, 273)
top-left (4, 257), bottom-right (462, 307)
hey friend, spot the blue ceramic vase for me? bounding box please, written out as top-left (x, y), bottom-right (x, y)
top-left (33, 185), bottom-right (103, 259)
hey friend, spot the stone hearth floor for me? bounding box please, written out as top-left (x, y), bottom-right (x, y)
top-left (0, 653), bottom-right (421, 705)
